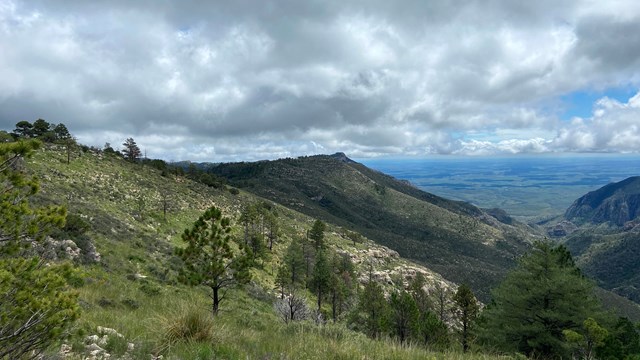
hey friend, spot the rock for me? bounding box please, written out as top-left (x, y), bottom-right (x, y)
top-left (86, 343), bottom-right (104, 352)
top-left (97, 326), bottom-right (124, 338)
top-left (547, 220), bottom-right (577, 237)
top-left (61, 239), bottom-right (81, 259)
top-left (85, 334), bottom-right (100, 344)
top-left (127, 343), bottom-right (135, 352)
top-left (98, 335), bottom-right (109, 346)
top-left (85, 242), bottom-right (101, 263)
top-left (59, 343), bottom-right (73, 358)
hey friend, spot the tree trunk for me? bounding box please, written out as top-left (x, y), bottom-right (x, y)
top-left (212, 287), bottom-right (220, 316)
top-left (461, 310), bottom-right (468, 352)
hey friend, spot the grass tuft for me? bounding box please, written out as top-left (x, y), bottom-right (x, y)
top-left (157, 306), bottom-right (215, 353)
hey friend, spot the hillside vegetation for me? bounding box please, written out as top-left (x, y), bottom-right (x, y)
top-left (2, 124), bottom-right (639, 359)
top-left (551, 176), bottom-right (640, 304)
top-left (18, 144), bottom-right (505, 359)
top-left (210, 153), bottom-right (534, 300)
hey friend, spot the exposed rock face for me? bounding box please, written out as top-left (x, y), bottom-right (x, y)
top-left (547, 220), bottom-right (578, 237)
top-left (565, 176), bottom-right (640, 226)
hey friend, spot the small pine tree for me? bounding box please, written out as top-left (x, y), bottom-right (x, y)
top-left (0, 140), bottom-right (78, 358)
top-left (309, 219), bottom-right (326, 250)
top-left (389, 290), bottom-right (420, 343)
top-left (310, 248), bottom-right (332, 312)
top-left (176, 206), bottom-right (251, 315)
top-left (350, 273), bottom-right (390, 339)
top-left (329, 252), bottom-right (356, 321)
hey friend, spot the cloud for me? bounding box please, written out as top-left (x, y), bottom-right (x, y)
top-left (551, 92), bottom-right (640, 152)
top-left (1, 1), bottom-right (640, 160)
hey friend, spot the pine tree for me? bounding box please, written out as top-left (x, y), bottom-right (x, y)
top-left (452, 284), bottom-right (479, 353)
top-left (310, 248), bottom-right (331, 312)
top-left (121, 137), bottom-right (141, 162)
top-left (275, 237), bottom-right (306, 299)
top-left (309, 219), bottom-right (326, 250)
top-left (53, 123), bottom-right (71, 140)
top-left (31, 118), bottom-right (52, 139)
top-left (389, 290), bottom-right (420, 343)
top-left (477, 241), bottom-right (603, 359)
top-left (12, 120), bottom-right (33, 138)
top-left (350, 274), bottom-right (390, 339)
top-left (329, 252), bottom-right (355, 321)
top-left (0, 140), bottom-right (78, 358)
top-left (409, 274), bottom-right (450, 347)
top-left (176, 206), bottom-right (251, 315)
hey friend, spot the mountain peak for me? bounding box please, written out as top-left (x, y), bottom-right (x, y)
top-left (565, 176), bottom-right (640, 226)
top-left (329, 152), bottom-right (354, 163)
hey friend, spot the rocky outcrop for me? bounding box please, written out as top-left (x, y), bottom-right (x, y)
top-left (565, 176), bottom-right (640, 226)
top-left (547, 220), bottom-right (578, 237)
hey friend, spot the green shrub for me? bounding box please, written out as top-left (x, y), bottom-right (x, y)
top-left (139, 282), bottom-right (162, 296)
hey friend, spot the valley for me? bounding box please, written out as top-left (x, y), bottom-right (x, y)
top-left (361, 155), bottom-right (640, 221)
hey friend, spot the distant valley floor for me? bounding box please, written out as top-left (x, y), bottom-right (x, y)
top-left (361, 155), bottom-right (640, 221)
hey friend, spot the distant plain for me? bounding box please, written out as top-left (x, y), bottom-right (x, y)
top-left (360, 155), bottom-right (640, 221)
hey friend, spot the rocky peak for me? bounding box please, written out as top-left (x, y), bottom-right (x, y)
top-left (565, 176), bottom-right (640, 226)
top-left (329, 152), bottom-right (354, 163)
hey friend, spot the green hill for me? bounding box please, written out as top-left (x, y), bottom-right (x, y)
top-left (8, 144), bottom-right (639, 359)
top-left (210, 153), bottom-right (534, 301)
top-left (21, 145), bottom-right (505, 359)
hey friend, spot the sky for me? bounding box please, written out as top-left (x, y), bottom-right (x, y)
top-left (2, 1), bottom-right (640, 162)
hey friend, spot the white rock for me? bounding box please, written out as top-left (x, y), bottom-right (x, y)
top-left (86, 343), bottom-right (104, 352)
top-left (85, 335), bottom-right (100, 344)
top-left (97, 326), bottom-right (124, 338)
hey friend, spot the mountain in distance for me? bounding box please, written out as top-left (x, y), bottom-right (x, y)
top-left (559, 176), bottom-right (640, 304)
top-left (210, 152), bottom-right (534, 301)
top-left (565, 176), bottom-right (640, 226)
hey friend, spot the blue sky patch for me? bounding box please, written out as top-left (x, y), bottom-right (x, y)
top-left (561, 86), bottom-right (636, 120)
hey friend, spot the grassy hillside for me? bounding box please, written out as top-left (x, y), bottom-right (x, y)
top-left (210, 153), bottom-right (534, 301)
top-left (24, 145), bottom-right (515, 359)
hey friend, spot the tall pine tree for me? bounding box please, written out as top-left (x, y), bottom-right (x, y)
top-left (477, 241), bottom-right (603, 359)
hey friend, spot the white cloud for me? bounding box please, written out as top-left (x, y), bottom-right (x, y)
top-left (551, 91), bottom-right (640, 152)
top-left (1, 1), bottom-right (640, 160)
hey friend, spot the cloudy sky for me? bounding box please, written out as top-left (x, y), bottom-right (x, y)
top-left (2, 0), bottom-right (640, 161)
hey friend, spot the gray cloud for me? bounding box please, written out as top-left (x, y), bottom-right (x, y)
top-left (1, 0), bottom-right (640, 160)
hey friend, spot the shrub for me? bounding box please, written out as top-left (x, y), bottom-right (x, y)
top-left (139, 282), bottom-right (162, 297)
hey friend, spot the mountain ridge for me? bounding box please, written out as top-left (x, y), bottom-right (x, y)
top-left (210, 152), bottom-right (534, 301)
top-left (565, 176), bottom-right (640, 226)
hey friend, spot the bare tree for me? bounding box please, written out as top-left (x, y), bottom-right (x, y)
top-left (274, 290), bottom-right (310, 324)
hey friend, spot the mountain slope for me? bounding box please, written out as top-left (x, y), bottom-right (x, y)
top-left (565, 176), bottom-right (640, 226)
top-left (211, 153), bottom-right (534, 300)
top-left (27, 145), bottom-right (488, 359)
top-left (559, 176), bottom-right (640, 304)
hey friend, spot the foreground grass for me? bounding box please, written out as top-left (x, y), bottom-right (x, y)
top-left (63, 268), bottom-right (512, 360)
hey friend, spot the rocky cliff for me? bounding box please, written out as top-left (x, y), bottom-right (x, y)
top-left (565, 176), bottom-right (640, 226)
